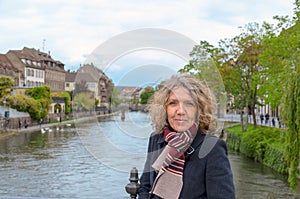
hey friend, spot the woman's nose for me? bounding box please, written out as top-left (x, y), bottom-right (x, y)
top-left (176, 102), bottom-right (185, 114)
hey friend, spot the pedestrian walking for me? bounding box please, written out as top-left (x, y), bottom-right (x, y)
top-left (272, 117), bottom-right (275, 127)
top-left (24, 119), bottom-right (28, 128)
top-left (265, 113), bottom-right (270, 125)
top-left (260, 114), bottom-right (264, 125)
top-left (277, 117), bottom-right (282, 128)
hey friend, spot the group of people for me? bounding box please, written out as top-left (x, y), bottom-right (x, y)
top-left (18, 119), bottom-right (29, 129)
top-left (260, 113), bottom-right (270, 124)
top-left (259, 113), bottom-right (281, 128)
top-left (138, 74), bottom-right (235, 199)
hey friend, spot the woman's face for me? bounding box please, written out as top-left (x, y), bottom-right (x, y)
top-left (166, 86), bottom-right (197, 132)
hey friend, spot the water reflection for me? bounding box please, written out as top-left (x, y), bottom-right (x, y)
top-left (0, 112), bottom-right (297, 199)
top-left (230, 151), bottom-right (297, 199)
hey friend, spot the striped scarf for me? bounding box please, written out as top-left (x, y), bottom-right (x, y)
top-left (162, 123), bottom-right (198, 175)
top-left (151, 123), bottom-right (198, 199)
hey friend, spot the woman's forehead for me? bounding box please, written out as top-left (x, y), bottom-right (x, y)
top-left (168, 87), bottom-right (193, 99)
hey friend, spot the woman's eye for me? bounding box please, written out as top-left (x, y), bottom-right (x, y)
top-left (185, 102), bottom-right (195, 107)
top-left (168, 101), bottom-right (177, 106)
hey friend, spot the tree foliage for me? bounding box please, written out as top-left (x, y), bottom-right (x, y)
top-left (258, 3), bottom-right (300, 190)
top-left (51, 91), bottom-right (72, 114)
top-left (73, 92), bottom-right (94, 111)
top-left (0, 76), bottom-right (14, 98)
top-left (111, 87), bottom-right (121, 107)
top-left (6, 95), bottom-right (41, 119)
top-left (179, 41), bottom-right (227, 118)
top-left (181, 22), bottom-right (270, 130)
top-left (25, 85), bottom-right (52, 119)
top-left (140, 86), bottom-right (155, 105)
top-left (26, 85), bottom-right (51, 100)
top-left (181, 0), bottom-right (300, 191)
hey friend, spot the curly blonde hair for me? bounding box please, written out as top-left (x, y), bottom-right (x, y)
top-left (147, 73), bottom-right (217, 134)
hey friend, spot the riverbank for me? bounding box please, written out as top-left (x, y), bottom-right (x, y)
top-left (226, 124), bottom-right (288, 173)
top-left (0, 111), bottom-right (120, 140)
top-left (225, 124), bottom-right (300, 194)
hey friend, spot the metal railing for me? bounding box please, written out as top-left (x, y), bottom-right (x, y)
top-left (125, 167), bottom-right (140, 199)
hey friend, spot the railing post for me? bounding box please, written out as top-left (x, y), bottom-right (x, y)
top-left (125, 167), bottom-right (140, 199)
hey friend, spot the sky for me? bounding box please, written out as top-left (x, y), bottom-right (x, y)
top-left (0, 0), bottom-right (296, 86)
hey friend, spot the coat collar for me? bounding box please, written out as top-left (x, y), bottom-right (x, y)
top-left (155, 128), bottom-right (206, 155)
top-left (191, 129), bottom-right (206, 149)
top-left (186, 129), bottom-right (206, 157)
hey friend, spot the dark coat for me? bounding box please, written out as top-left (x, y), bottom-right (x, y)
top-left (138, 130), bottom-right (235, 199)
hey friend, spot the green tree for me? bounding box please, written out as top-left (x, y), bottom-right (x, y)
top-left (140, 86), bottom-right (155, 105)
top-left (284, 59), bottom-right (300, 191)
top-left (26, 85), bottom-right (51, 100)
top-left (0, 76), bottom-right (14, 98)
top-left (180, 41), bottom-right (227, 118)
top-left (258, 16), bottom-right (295, 112)
top-left (111, 87), bottom-right (121, 107)
top-left (73, 92), bottom-right (94, 111)
top-left (226, 1), bottom-right (300, 192)
top-left (258, 1), bottom-right (300, 191)
top-left (26, 85), bottom-right (52, 119)
top-left (181, 22), bottom-right (269, 131)
top-left (7, 95), bottom-right (41, 120)
top-left (51, 91), bottom-right (72, 114)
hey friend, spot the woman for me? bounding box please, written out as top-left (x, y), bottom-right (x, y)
top-left (139, 74), bottom-right (235, 199)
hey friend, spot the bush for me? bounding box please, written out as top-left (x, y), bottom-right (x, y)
top-left (263, 143), bottom-right (288, 174)
top-left (226, 124), bottom-right (288, 175)
top-left (240, 127), bottom-right (280, 162)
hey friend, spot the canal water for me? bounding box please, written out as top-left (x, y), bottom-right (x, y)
top-left (0, 112), bottom-right (297, 199)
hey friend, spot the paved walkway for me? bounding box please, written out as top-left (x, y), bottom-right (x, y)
top-left (221, 114), bottom-right (285, 129)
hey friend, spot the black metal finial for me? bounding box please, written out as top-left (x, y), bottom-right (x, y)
top-left (125, 167), bottom-right (140, 199)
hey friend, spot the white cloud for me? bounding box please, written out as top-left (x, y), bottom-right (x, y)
top-left (0, 0), bottom-right (296, 84)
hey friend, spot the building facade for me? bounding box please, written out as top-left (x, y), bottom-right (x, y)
top-left (0, 54), bottom-right (20, 86)
top-left (76, 63), bottom-right (112, 107)
top-left (5, 47), bottom-right (65, 92)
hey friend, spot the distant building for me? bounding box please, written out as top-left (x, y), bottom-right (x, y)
top-left (116, 86), bottom-right (142, 101)
top-left (65, 70), bottom-right (77, 92)
top-left (76, 63), bottom-right (112, 106)
top-left (0, 54), bottom-right (21, 85)
top-left (5, 47), bottom-right (65, 92)
top-left (116, 86), bottom-right (142, 111)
